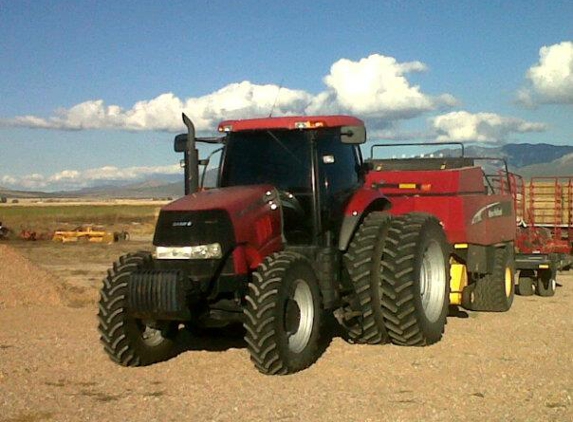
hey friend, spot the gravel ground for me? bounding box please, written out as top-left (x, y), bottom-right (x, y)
top-left (0, 245), bottom-right (572, 422)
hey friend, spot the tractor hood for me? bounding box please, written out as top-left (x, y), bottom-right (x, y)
top-left (161, 185), bottom-right (276, 214)
top-left (153, 185), bottom-right (283, 257)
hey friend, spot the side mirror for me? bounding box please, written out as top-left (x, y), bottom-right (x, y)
top-left (174, 133), bottom-right (188, 152)
top-left (341, 125), bottom-right (366, 144)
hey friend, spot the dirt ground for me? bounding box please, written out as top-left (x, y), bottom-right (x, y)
top-left (1, 242), bottom-right (572, 422)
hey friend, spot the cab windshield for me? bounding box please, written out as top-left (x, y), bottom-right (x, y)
top-left (220, 130), bottom-right (312, 192)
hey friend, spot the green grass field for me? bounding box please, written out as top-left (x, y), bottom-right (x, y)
top-left (0, 204), bottom-right (162, 234)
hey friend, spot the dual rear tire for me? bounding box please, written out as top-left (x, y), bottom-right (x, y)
top-left (343, 212), bottom-right (391, 344)
top-left (380, 213), bottom-right (450, 346)
top-left (343, 212), bottom-right (450, 347)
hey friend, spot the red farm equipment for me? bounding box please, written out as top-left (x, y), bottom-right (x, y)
top-left (98, 116), bottom-right (516, 375)
top-left (507, 175), bottom-right (573, 297)
top-left (365, 144), bottom-right (516, 313)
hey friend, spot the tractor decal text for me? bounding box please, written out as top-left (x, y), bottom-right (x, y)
top-left (471, 201), bottom-right (511, 225)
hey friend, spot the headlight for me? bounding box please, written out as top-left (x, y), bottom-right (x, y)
top-left (156, 243), bottom-right (223, 260)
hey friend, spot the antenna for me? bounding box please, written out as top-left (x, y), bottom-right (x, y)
top-left (268, 79), bottom-right (284, 117)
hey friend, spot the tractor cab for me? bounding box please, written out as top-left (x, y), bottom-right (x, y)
top-left (215, 116), bottom-right (366, 245)
top-left (98, 114), bottom-right (464, 376)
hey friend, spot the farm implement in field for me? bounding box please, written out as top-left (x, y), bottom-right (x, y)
top-left (502, 175), bottom-right (573, 297)
top-left (52, 225), bottom-right (129, 243)
top-left (98, 114), bottom-right (517, 375)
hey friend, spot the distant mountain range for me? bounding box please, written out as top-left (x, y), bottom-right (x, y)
top-left (1, 142), bottom-right (572, 199)
top-left (441, 143), bottom-right (573, 171)
top-left (0, 179), bottom-right (184, 200)
top-left (438, 143), bottom-right (573, 178)
top-left (61, 179), bottom-right (184, 199)
top-left (0, 169), bottom-right (218, 199)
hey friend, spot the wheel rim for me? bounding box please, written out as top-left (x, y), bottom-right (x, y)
top-left (504, 267), bottom-right (513, 298)
top-left (551, 278), bottom-right (556, 292)
top-left (419, 240), bottom-right (447, 323)
top-left (138, 320), bottom-right (166, 347)
top-left (285, 279), bottom-right (314, 354)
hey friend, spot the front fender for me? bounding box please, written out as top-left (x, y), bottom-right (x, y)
top-left (338, 188), bottom-right (390, 251)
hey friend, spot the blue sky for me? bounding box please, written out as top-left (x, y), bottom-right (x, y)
top-left (1, 0), bottom-right (572, 191)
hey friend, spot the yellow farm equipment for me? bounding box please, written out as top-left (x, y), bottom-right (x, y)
top-left (52, 225), bottom-right (128, 243)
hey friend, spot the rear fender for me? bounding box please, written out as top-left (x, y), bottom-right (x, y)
top-left (338, 188), bottom-right (391, 251)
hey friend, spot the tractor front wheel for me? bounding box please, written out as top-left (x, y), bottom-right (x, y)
top-left (97, 252), bottom-right (178, 366)
top-left (243, 251), bottom-right (325, 375)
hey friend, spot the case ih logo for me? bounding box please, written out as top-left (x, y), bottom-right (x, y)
top-left (172, 221), bottom-right (193, 227)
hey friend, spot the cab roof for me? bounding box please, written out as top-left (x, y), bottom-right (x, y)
top-left (218, 115), bottom-right (364, 133)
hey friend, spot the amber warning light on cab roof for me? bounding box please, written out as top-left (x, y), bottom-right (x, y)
top-left (217, 115), bottom-right (364, 133)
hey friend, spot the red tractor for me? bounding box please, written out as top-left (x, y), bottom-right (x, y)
top-left (98, 115), bottom-right (516, 375)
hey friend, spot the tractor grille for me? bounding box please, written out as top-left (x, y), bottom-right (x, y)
top-left (153, 209), bottom-right (234, 250)
top-left (128, 270), bottom-right (191, 320)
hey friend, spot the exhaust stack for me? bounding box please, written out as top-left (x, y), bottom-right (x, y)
top-left (181, 113), bottom-right (199, 195)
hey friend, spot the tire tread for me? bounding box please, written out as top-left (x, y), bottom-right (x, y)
top-left (380, 213), bottom-right (449, 346)
top-left (342, 212), bottom-right (391, 344)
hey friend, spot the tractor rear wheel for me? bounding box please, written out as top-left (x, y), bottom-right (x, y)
top-left (342, 212), bottom-right (390, 344)
top-left (98, 252), bottom-right (178, 366)
top-left (380, 213), bottom-right (450, 346)
top-left (465, 245), bottom-right (515, 311)
top-left (536, 269), bottom-right (556, 297)
top-left (243, 251), bottom-right (325, 375)
top-left (516, 270), bottom-right (535, 296)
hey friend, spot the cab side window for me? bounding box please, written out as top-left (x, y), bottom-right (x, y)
top-left (319, 142), bottom-right (360, 194)
top-left (318, 136), bottom-right (361, 232)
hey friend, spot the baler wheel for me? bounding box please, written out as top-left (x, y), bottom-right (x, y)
top-left (243, 251), bottom-right (325, 375)
top-left (97, 252), bottom-right (178, 366)
top-left (516, 270), bottom-right (535, 296)
top-left (380, 213), bottom-right (450, 346)
top-left (465, 245), bottom-right (515, 312)
top-left (536, 269), bottom-right (556, 297)
top-left (342, 211), bottom-right (391, 344)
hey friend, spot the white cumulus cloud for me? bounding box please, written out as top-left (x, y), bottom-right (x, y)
top-left (310, 54), bottom-right (457, 118)
top-left (518, 41), bottom-right (573, 106)
top-left (431, 111), bottom-right (546, 143)
top-left (0, 54), bottom-right (456, 132)
top-left (1, 175), bottom-right (17, 185)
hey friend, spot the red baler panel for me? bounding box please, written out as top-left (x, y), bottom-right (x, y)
top-left (459, 195), bottom-right (515, 245)
top-left (366, 167), bottom-right (515, 245)
top-left (366, 166), bottom-right (485, 195)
